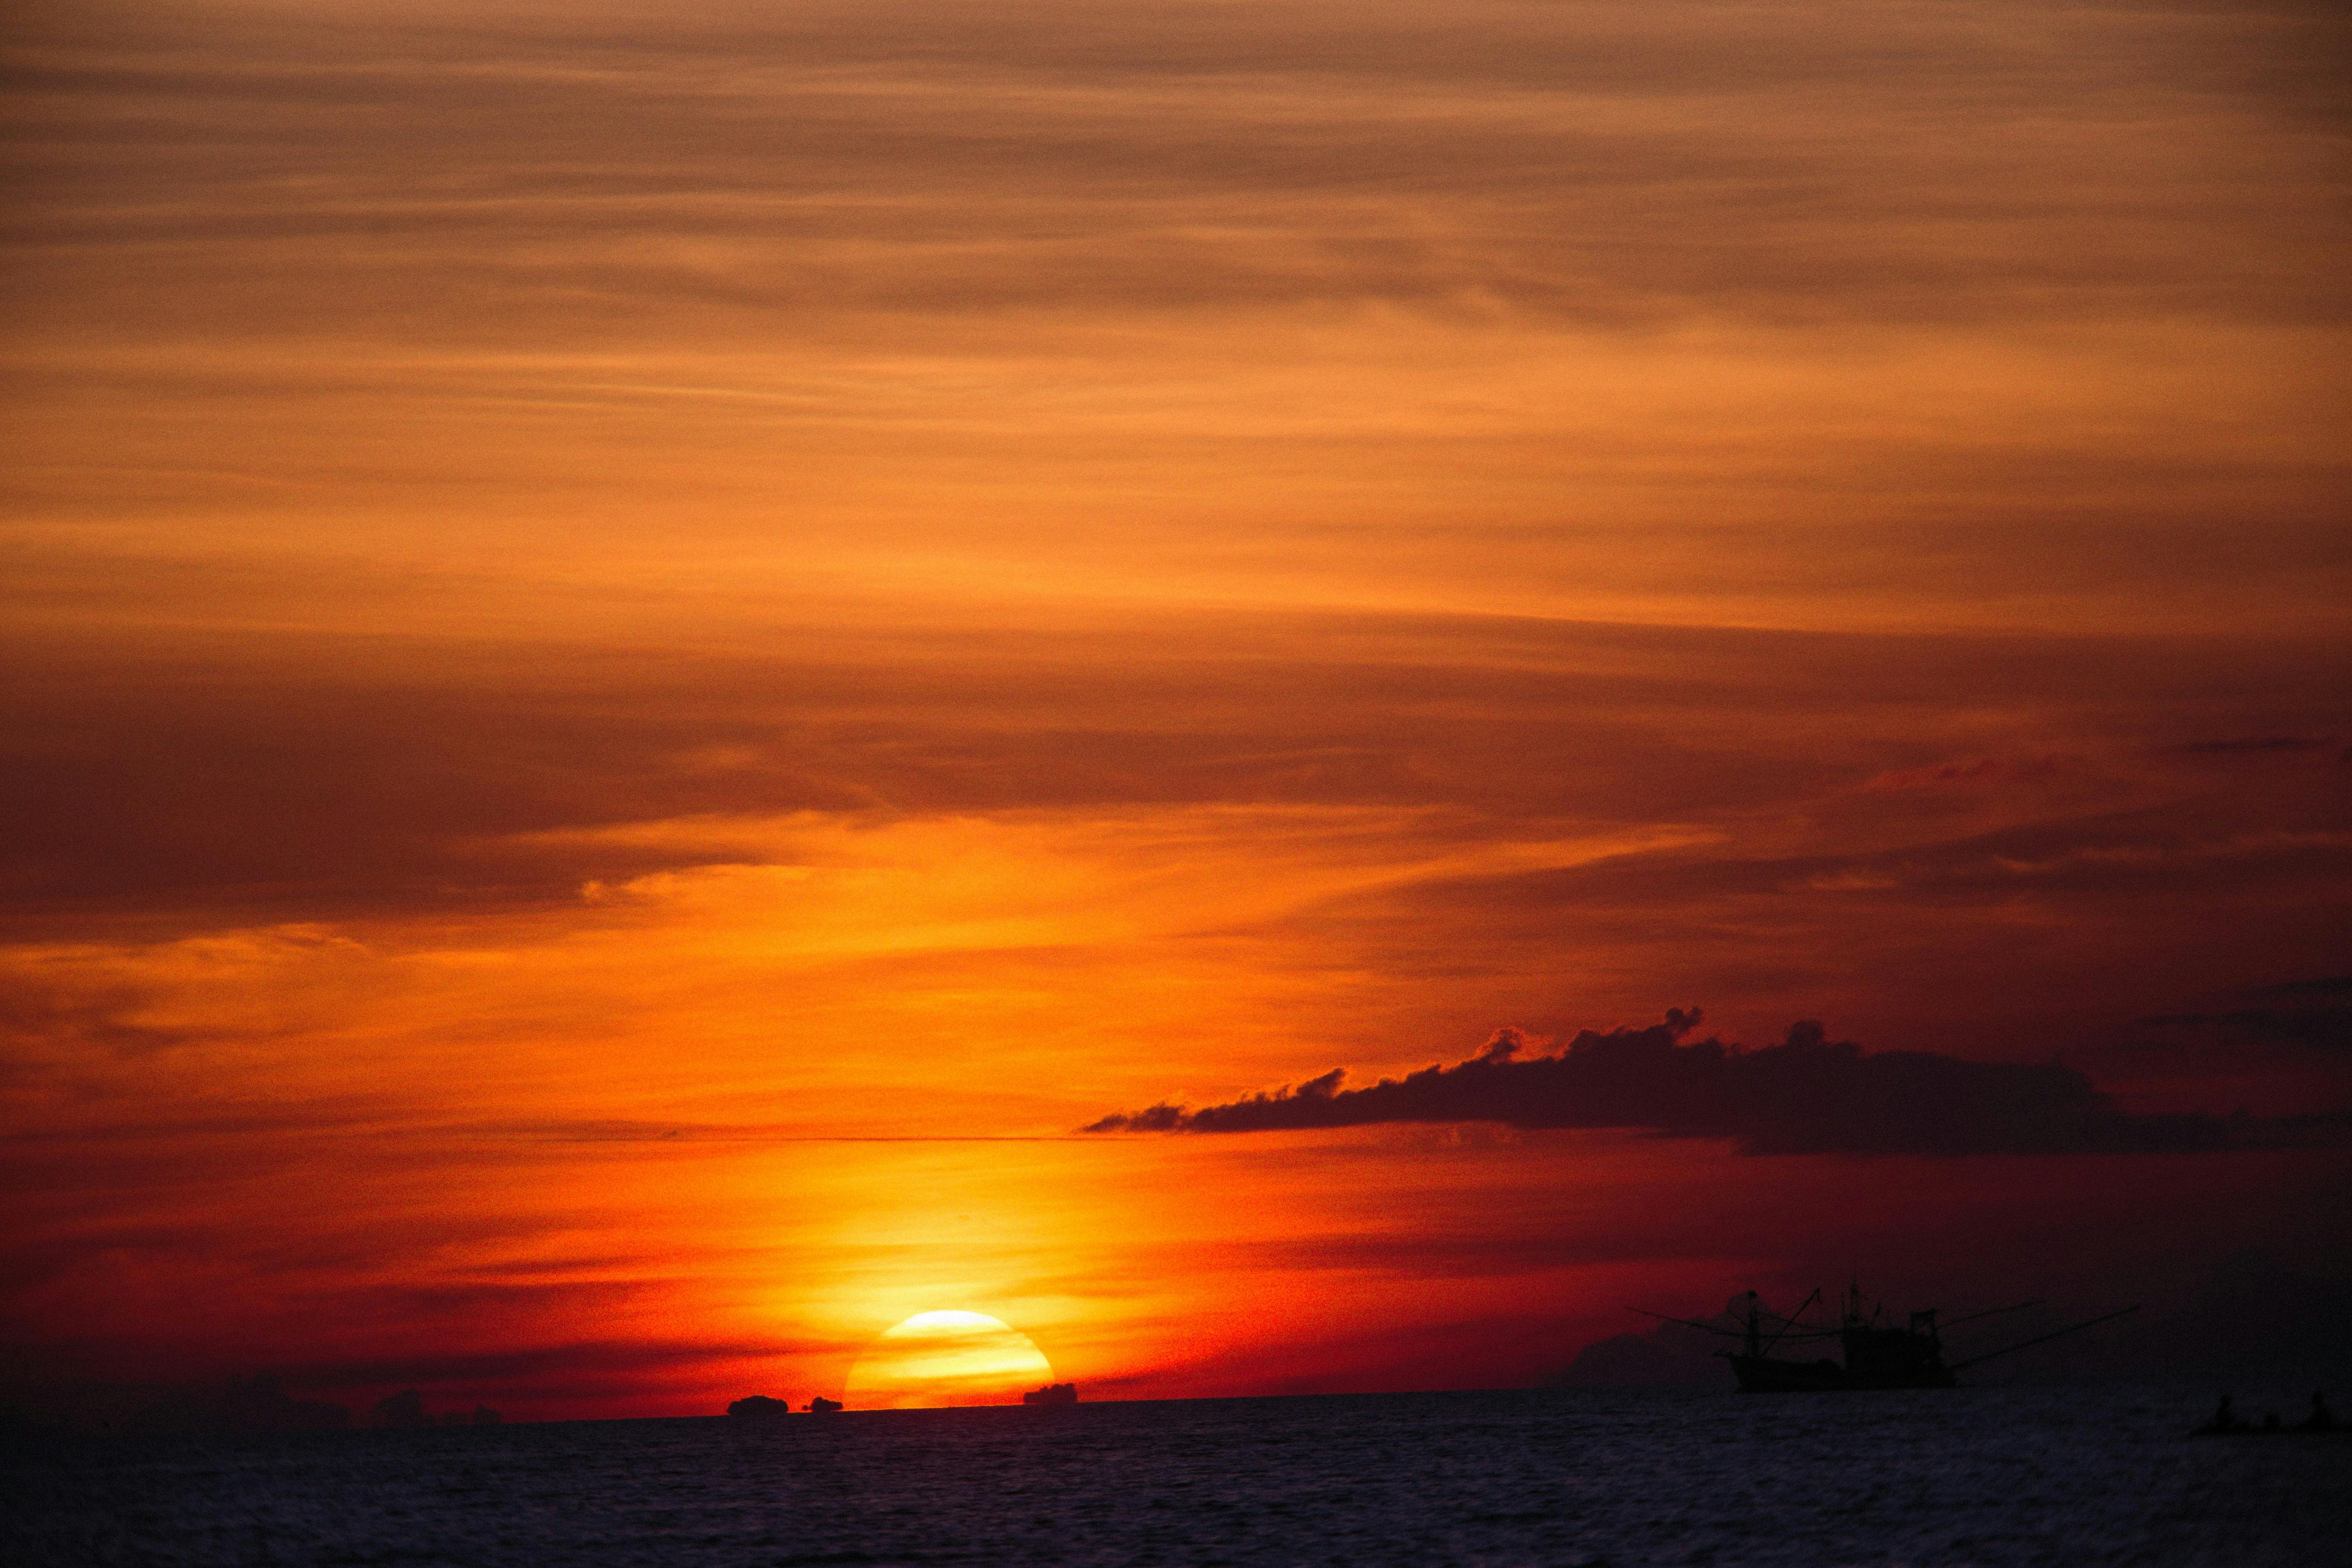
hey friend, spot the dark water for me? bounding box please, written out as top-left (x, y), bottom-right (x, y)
top-left (6, 1386), bottom-right (2346, 1566)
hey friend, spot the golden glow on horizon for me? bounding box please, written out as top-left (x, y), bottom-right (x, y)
top-left (844, 1312), bottom-right (1056, 1409)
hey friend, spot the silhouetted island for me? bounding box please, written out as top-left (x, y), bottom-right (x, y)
top-left (370, 1389), bottom-right (499, 1428)
top-left (808, 1396), bottom-right (842, 1413)
top-left (1023, 1382), bottom-right (1078, 1405)
top-left (727, 1394), bottom-right (793, 1417)
top-left (127, 1373), bottom-right (350, 1435)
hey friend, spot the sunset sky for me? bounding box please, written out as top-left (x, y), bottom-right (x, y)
top-left (5, 0), bottom-right (2347, 1421)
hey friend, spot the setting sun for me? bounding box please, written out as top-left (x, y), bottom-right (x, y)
top-left (842, 1312), bottom-right (1057, 1410)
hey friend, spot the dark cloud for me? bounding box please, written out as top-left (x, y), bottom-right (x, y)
top-left (2140, 974), bottom-right (2352, 1051)
top-left (1084, 1013), bottom-right (2338, 1155)
top-left (2267, 975), bottom-right (2352, 998)
top-left (2140, 1008), bottom-right (2352, 1051)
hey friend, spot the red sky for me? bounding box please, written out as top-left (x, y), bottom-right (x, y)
top-left (4, 0), bottom-right (2347, 1421)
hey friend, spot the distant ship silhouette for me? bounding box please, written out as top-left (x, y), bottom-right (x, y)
top-left (1022, 1382), bottom-right (1078, 1405)
top-left (1642, 1283), bottom-right (2135, 1391)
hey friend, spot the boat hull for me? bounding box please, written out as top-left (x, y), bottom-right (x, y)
top-left (1729, 1354), bottom-right (1957, 1392)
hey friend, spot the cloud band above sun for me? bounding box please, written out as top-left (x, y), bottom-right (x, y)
top-left (1085, 1013), bottom-right (2352, 1156)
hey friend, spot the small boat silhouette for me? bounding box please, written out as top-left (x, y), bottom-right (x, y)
top-left (2192, 1391), bottom-right (2338, 1437)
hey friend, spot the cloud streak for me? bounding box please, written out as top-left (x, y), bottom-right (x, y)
top-left (1085, 1013), bottom-right (2334, 1155)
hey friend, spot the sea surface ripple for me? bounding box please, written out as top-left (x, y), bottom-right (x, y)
top-left (6, 1386), bottom-right (2345, 1565)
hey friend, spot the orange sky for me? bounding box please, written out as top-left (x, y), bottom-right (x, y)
top-left (3, 0), bottom-right (2347, 1421)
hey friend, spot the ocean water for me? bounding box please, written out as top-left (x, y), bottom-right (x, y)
top-left (5, 1386), bottom-right (2346, 1566)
